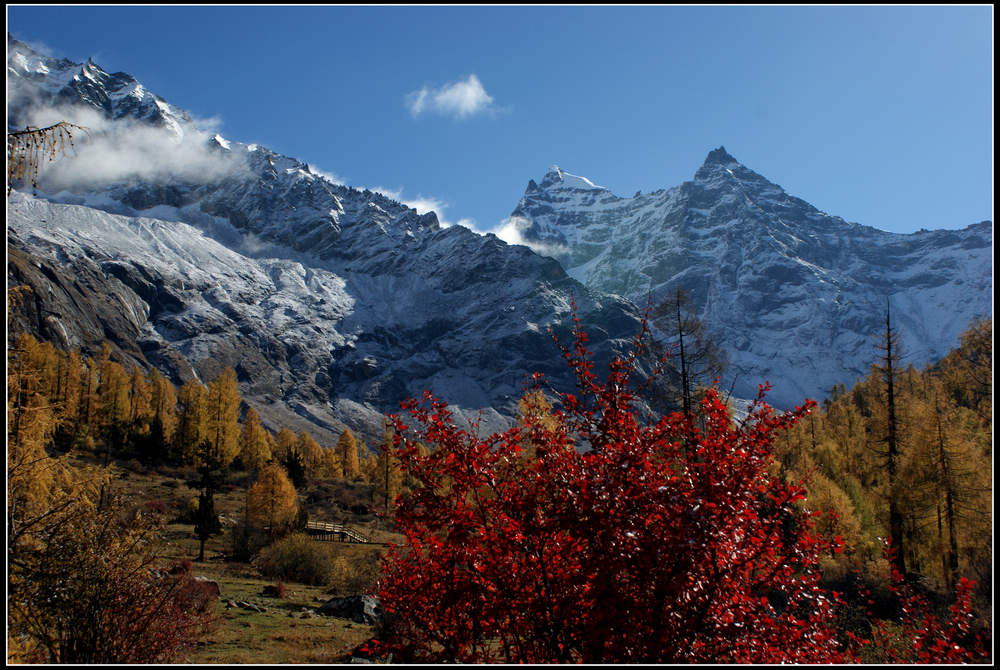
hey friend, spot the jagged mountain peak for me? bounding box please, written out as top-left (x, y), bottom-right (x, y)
top-left (538, 165), bottom-right (608, 193)
top-left (7, 33), bottom-right (192, 137)
top-left (509, 149), bottom-right (992, 408)
top-left (690, 146), bottom-right (779, 193)
top-left (702, 145), bottom-right (739, 166)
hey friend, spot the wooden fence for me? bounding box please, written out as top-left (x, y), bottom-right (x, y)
top-left (304, 520), bottom-right (371, 544)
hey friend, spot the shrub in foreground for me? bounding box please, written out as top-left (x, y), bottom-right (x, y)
top-left (374, 314), bottom-right (988, 663)
top-left (8, 493), bottom-right (217, 663)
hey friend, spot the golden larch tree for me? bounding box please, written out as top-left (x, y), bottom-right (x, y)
top-left (127, 367), bottom-right (153, 442)
top-left (296, 431), bottom-right (324, 475)
top-left (246, 463), bottom-right (299, 538)
top-left (371, 426), bottom-right (405, 513)
top-left (238, 407), bottom-right (272, 473)
top-left (147, 367), bottom-right (178, 451)
top-left (176, 380), bottom-right (209, 465)
top-left (337, 428), bottom-right (361, 480)
top-left (273, 428), bottom-right (298, 463)
top-left (205, 367), bottom-right (242, 468)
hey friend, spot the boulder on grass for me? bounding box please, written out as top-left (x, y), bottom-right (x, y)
top-left (316, 594), bottom-right (383, 625)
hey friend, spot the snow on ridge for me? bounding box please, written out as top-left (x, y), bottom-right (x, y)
top-left (510, 151), bottom-right (992, 408)
top-left (545, 165), bottom-right (607, 191)
top-left (9, 193), bottom-right (357, 340)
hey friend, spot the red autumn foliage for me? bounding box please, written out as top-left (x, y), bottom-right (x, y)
top-left (852, 552), bottom-right (989, 663)
top-left (374, 312), bottom-right (988, 663)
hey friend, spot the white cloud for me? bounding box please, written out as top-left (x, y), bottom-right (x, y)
top-left (405, 74), bottom-right (500, 120)
top-left (308, 164), bottom-right (345, 185)
top-left (486, 215), bottom-right (568, 258)
top-left (368, 185), bottom-right (405, 204)
top-left (10, 36), bottom-right (57, 58)
top-left (19, 102), bottom-right (246, 192)
top-left (368, 185), bottom-right (477, 230)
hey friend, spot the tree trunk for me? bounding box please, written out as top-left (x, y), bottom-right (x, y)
top-left (675, 292), bottom-right (690, 419)
top-left (934, 394), bottom-right (960, 588)
top-left (882, 303), bottom-right (906, 578)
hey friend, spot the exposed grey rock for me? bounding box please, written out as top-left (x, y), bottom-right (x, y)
top-left (316, 595), bottom-right (383, 625)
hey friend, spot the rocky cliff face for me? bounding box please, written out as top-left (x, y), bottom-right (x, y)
top-left (510, 148), bottom-right (992, 407)
top-left (7, 36), bottom-right (654, 446)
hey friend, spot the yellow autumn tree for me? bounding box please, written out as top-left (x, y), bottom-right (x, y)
top-left (7, 121), bottom-right (86, 194)
top-left (296, 431), bottom-right (324, 475)
top-left (176, 380), bottom-right (209, 465)
top-left (371, 426), bottom-right (405, 513)
top-left (271, 427), bottom-right (306, 485)
top-left (8, 349), bottom-right (65, 534)
top-left (97, 344), bottom-right (131, 450)
top-left (11, 338), bottom-right (197, 663)
top-left (55, 348), bottom-right (84, 441)
top-left (9, 486), bottom-right (215, 663)
top-left (787, 454), bottom-right (867, 561)
top-left (239, 407), bottom-right (272, 473)
top-left (147, 367), bottom-right (178, 459)
top-left (319, 448), bottom-right (344, 480)
top-left (273, 428), bottom-right (298, 463)
top-left (337, 428), bottom-right (361, 480)
top-left (246, 463), bottom-right (299, 538)
top-left (516, 389), bottom-right (565, 463)
top-left (127, 367), bottom-right (153, 442)
top-left (938, 317), bottom-right (991, 426)
top-left (359, 453), bottom-right (379, 488)
top-left (204, 367), bottom-right (242, 468)
top-left (80, 357), bottom-right (100, 442)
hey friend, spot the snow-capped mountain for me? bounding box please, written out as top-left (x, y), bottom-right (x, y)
top-left (7, 36), bottom-right (654, 445)
top-left (509, 147), bottom-right (992, 407)
top-left (8, 37), bottom-right (191, 136)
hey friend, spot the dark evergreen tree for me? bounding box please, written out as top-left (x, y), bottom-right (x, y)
top-left (650, 287), bottom-right (727, 418)
top-left (875, 301), bottom-right (906, 578)
top-left (281, 448), bottom-right (307, 489)
top-left (191, 440), bottom-right (225, 561)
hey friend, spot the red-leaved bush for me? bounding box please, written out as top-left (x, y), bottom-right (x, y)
top-left (374, 313), bottom-right (987, 663)
top-left (854, 558), bottom-right (988, 663)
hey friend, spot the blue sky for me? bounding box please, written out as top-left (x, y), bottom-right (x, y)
top-left (7, 5), bottom-right (993, 235)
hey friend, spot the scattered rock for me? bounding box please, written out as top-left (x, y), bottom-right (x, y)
top-left (234, 600), bottom-right (266, 613)
top-left (316, 595), bottom-right (383, 625)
